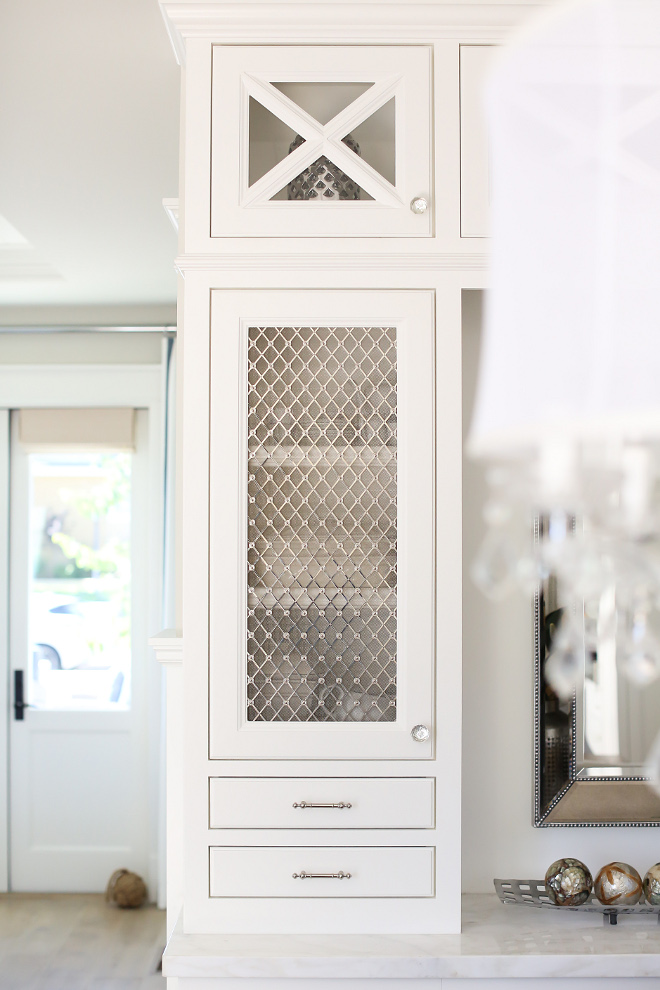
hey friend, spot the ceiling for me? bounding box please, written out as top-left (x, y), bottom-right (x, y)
top-left (0, 0), bottom-right (180, 325)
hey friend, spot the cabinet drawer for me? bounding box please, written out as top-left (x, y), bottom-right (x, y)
top-left (209, 777), bottom-right (435, 829)
top-left (210, 846), bottom-right (434, 897)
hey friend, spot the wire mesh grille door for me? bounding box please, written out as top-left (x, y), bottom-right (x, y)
top-left (246, 325), bottom-right (397, 723)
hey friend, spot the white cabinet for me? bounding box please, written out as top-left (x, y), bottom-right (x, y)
top-left (208, 289), bottom-right (435, 761)
top-left (160, 0), bottom-right (501, 953)
top-left (210, 45), bottom-right (433, 238)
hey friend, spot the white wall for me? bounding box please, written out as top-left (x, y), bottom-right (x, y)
top-left (0, 331), bottom-right (164, 365)
top-left (461, 290), bottom-right (660, 892)
top-left (0, 0), bottom-right (179, 311)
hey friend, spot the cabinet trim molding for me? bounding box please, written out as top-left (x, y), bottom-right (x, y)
top-left (161, 2), bottom-right (547, 66)
top-left (175, 253), bottom-right (489, 273)
top-left (150, 629), bottom-right (184, 666)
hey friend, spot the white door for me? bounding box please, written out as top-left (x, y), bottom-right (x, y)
top-left (8, 409), bottom-right (152, 892)
top-left (209, 288), bottom-right (435, 760)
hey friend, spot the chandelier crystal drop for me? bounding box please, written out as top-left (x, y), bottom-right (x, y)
top-left (472, 440), bottom-right (660, 698)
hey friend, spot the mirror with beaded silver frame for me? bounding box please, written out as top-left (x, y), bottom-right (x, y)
top-left (534, 516), bottom-right (660, 826)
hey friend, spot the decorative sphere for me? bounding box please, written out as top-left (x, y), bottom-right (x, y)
top-left (545, 858), bottom-right (593, 906)
top-left (643, 863), bottom-right (660, 905)
top-left (594, 862), bottom-right (643, 905)
top-left (105, 868), bottom-right (147, 909)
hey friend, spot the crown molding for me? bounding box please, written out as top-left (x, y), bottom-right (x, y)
top-left (160, 2), bottom-right (551, 64)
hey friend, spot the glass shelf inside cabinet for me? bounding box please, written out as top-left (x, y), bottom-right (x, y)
top-left (246, 325), bottom-right (397, 725)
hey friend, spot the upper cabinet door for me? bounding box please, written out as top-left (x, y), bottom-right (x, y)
top-left (209, 289), bottom-right (435, 760)
top-left (210, 46), bottom-right (433, 237)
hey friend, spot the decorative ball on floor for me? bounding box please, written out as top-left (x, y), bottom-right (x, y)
top-left (544, 858), bottom-right (593, 905)
top-left (594, 862), bottom-right (643, 905)
top-left (105, 868), bottom-right (148, 909)
top-left (643, 863), bottom-right (660, 905)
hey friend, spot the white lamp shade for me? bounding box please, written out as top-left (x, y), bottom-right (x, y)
top-left (469, 0), bottom-right (660, 458)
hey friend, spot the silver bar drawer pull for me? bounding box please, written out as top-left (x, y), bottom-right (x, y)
top-left (292, 801), bottom-right (352, 809)
top-left (292, 871), bottom-right (351, 880)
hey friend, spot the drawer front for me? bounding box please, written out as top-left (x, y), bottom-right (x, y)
top-left (209, 846), bottom-right (434, 897)
top-left (209, 777), bottom-right (435, 829)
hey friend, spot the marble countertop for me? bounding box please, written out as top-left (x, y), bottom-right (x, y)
top-left (163, 894), bottom-right (660, 979)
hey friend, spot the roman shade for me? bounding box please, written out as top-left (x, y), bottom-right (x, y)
top-left (18, 408), bottom-right (136, 451)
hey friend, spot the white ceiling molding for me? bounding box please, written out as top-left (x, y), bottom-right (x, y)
top-left (0, 256), bottom-right (62, 282)
top-left (0, 215), bottom-right (62, 282)
top-left (0, 215), bottom-right (30, 247)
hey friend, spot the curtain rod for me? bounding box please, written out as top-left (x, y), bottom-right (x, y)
top-left (0, 326), bottom-right (176, 335)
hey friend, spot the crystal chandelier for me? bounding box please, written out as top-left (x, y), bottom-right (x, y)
top-left (471, 444), bottom-right (660, 696)
top-left (468, 0), bottom-right (660, 700)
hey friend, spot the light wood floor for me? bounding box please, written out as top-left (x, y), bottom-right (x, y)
top-left (0, 894), bottom-right (166, 989)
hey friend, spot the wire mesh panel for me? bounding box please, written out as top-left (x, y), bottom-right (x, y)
top-left (246, 325), bottom-right (397, 723)
top-left (284, 134), bottom-right (363, 202)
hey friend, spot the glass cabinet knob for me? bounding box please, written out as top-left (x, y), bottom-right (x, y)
top-left (410, 197), bottom-right (429, 215)
top-left (411, 724), bottom-right (430, 742)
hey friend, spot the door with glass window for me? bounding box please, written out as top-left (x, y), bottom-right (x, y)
top-left (209, 289), bottom-right (435, 760)
top-left (9, 409), bottom-right (150, 892)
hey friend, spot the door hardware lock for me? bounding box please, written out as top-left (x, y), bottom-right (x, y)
top-left (13, 670), bottom-right (33, 721)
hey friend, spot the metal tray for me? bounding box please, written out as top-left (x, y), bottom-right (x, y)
top-left (494, 878), bottom-right (660, 925)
